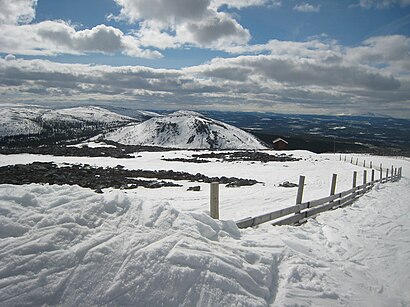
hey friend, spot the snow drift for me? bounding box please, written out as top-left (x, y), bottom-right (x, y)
top-left (105, 111), bottom-right (267, 149)
top-left (1, 177), bottom-right (409, 306)
top-left (0, 184), bottom-right (277, 306)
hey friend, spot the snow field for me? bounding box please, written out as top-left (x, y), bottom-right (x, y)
top-left (269, 177), bottom-right (410, 306)
top-left (0, 150), bottom-right (409, 305)
top-left (0, 150), bottom-right (403, 221)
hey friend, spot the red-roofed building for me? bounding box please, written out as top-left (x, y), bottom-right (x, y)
top-left (272, 138), bottom-right (288, 150)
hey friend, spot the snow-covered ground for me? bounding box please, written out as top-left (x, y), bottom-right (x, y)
top-left (0, 149), bottom-right (409, 306)
top-left (1, 150), bottom-right (408, 221)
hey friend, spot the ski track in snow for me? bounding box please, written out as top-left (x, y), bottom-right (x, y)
top-left (0, 152), bottom-right (409, 306)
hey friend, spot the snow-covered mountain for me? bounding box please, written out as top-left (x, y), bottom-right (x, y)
top-left (40, 106), bottom-right (136, 125)
top-left (105, 110), bottom-right (267, 149)
top-left (0, 107), bottom-right (45, 137)
top-left (0, 106), bottom-right (143, 138)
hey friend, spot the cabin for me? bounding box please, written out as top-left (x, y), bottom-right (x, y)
top-left (272, 138), bottom-right (288, 150)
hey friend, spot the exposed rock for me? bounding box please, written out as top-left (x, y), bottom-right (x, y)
top-left (279, 181), bottom-right (299, 188)
top-left (193, 151), bottom-right (301, 163)
top-left (187, 186), bottom-right (201, 191)
top-left (0, 162), bottom-right (259, 191)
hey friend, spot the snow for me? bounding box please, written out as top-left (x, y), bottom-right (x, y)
top-left (0, 184), bottom-right (278, 306)
top-left (0, 106), bottom-right (136, 138)
top-left (272, 178), bottom-right (410, 306)
top-left (105, 110), bottom-right (267, 149)
top-left (41, 106), bottom-right (135, 124)
top-left (0, 107), bottom-right (44, 137)
top-left (2, 150), bottom-right (407, 221)
top-left (0, 151), bottom-right (409, 306)
top-left (67, 141), bottom-right (116, 148)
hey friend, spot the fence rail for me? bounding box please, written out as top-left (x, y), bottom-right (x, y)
top-left (232, 158), bottom-right (403, 229)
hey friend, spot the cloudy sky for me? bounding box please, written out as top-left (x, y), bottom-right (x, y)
top-left (0, 0), bottom-right (409, 118)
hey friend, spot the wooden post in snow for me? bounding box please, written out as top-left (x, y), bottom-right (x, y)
top-left (380, 165), bottom-right (383, 182)
top-left (296, 176), bottom-right (305, 205)
top-left (386, 168), bottom-right (389, 182)
top-left (363, 170), bottom-right (367, 185)
top-left (370, 161), bottom-right (372, 169)
top-left (330, 174), bottom-right (337, 196)
top-left (391, 166), bottom-right (394, 180)
top-left (353, 171), bottom-right (357, 188)
top-left (344, 156), bottom-right (347, 162)
top-left (210, 182), bottom-right (219, 219)
top-left (371, 169), bottom-right (375, 183)
top-left (364, 160), bottom-right (366, 167)
top-left (351, 157), bottom-right (353, 164)
top-left (356, 158), bottom-right (359, 165)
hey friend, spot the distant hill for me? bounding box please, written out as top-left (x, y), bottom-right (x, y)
top-left (0, 106), bottom-right (142, 138)
top-left (105, 110), bottom-right (267, 149)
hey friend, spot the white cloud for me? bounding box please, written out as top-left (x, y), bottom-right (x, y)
top-left (179, 13), bottom-right (250, 46)
top-left (346, 35), bottom-right (410, 73)
top-left (0, 21), bottom-right (162, 58)
top-left (1, 35), bottom-right (408, 117)
top-left (358, 0), bottom-right (410, 8)
top-left (112, 0), bottom-right (256, 50)
top-left (114, 0), bottom-right (210, 24)
top-left (0, 0), bottom-right (37, 25)
top-left (293, 3), bottom-right (320, 12)
top-left (0, 0), bottom-right (162, 58)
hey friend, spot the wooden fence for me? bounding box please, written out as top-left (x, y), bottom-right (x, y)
top-left (209, 157), bottom-right (403, 228)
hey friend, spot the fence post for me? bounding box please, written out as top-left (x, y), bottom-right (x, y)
top-left (344, 156), bottom-right (346, 162)
top-left (386, 168), bottom-right (389, 182)
top-left (210, 182), bottom-right (219, 219)
top-left (339, 155), bottom-right (341, 161)
top-left (371, 169), bottom-right (375, 183)
top-left (394, 168), bottom-right (397, 182)
top-left (351, 157), bottom-right (353, 164)
top-left (296, 176), bottom-right (305, 205)
top-left (356, 158), bottom-right (358, 165)
top-left (380, 165), bottom-right (383, 182)
top-left (363, 170), bottom-right (367, 185)
top-left (330, 173), bottom-right (337, 196)
top-left (370, 161), bottom-right (372, 169)
top-left (364, 160), bottom-right (366, 167)
top-left (353, 171), bottom-right (357, 188)
top-left (391, 166), bottom-right (394, 180)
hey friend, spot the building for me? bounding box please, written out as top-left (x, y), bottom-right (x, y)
top-left (272, 138), bottom-right (288, 150)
